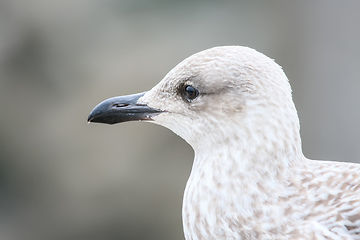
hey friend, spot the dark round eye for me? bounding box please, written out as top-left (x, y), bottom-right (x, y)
top-left (184, 85), bottom-right (199, 100)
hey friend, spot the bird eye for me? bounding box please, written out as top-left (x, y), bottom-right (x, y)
top-left (183, 85), bottom-right (199, 101)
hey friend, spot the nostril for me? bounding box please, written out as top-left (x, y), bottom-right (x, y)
top-left (112, 103), bottom-right (129, 108)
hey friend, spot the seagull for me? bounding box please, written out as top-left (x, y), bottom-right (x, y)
top-left (88, 46), bottom-right (360, 239)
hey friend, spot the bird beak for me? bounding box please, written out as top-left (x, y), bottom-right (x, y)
top-left (87, 92), bottom-right (163, 124)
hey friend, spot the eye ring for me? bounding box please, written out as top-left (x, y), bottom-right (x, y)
top-left (183, 85), bottom-right (199, 101)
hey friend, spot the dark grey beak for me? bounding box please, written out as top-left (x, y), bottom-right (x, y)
top-left (88, 92), bottom-right (162, 124)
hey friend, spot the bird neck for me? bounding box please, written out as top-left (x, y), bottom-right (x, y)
top-left (183, 101), bottom-right (305, 239)
top-left (192, 135), bottom-right (303, 186)
top-left (192, 116), bottom-right (304, 177)
top-left (187, 110), bottom-right (305, 212)
top-left (182, 131), bottom-right (304, 239)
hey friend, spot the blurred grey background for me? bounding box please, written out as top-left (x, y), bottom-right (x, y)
top-left (0, 0), bottom-right (359, 239)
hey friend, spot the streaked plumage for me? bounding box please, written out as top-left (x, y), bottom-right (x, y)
top-left (88, 46), bottom-right (360, 239)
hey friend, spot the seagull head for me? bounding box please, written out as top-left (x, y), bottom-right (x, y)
top-left (88, 46), bottom-right (301, 155)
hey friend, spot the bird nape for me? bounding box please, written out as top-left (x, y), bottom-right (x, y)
top-left (88, 46), bottom-right (360, 240)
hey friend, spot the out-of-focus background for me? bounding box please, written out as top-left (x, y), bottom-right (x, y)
top-left (0, 1), bottom-right (359, 239)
